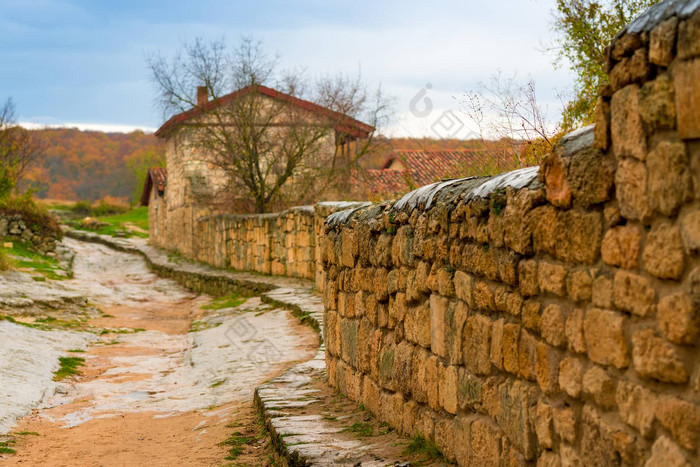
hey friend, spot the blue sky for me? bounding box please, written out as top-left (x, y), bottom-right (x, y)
top-left (0, 0), bottom-right (574, 136)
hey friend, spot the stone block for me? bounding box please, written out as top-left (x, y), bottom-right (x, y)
top-left (645, 436), bottom-right (692, 467)
top-left (543, 151), bottom-right (572, 208)
top-left (426, 354), bottom-right (440, 411)
top-left (556, 209), bottom-right (604, 264)
top-left (592, 275), bottom-right (614, 308)
top-left (518, 330), bottom-right (537, 381)
top-left (503, 323), bottom-right (520, 375)
top-left (615, 158), bottom-right (651, 220)
top-left (541, 304), bottom-right (566, 348)
top-left (530, 205), bottom-right (558, 257)
top-left (464, 314), bottom-right (493, 375)
top-left (429, 294), bottom-right (448, 358)
top-left (522, 300), bottom-right (541, 334)
top-left (490, 318), bottom-right (504, 370)
top-left (518, 259), bottom-right (539, 297)
top-left (601, 224), bottom-right (641, 269)
top-left (537, 261), bottom-right (567, 296)
top-left (471, 418), bottom-right (502, 467)
top-left (655, 395), bottom-right (700, 451)
top-left (640, 73), bottom-right (676, 130)
top-left (532, 400), bottom-right (553, 449)
top-left (567, 268), bottom-right (592, 302)
top-left (613, 270), bottom-right (655, 316)
top-left (583, 308), bottom-right (629, 369)
top-left (439, 364), bottom-right (459, 414)
top-left (552, 406), bottom-right (577, 444)
top-left (611, 84), bottom-right (647, 160)
top-left (568, 148), bottom-right (615, 206)
top-left (617, 380), bottom-right (656, 437)
top-left (454, 270), bottom-right (474, 306)
top-left (582, 365), bottom-right (617, 410)
top-left (649, 17), bottom-right (678, 67)
top-left (678, 9), bottom-right (700, 59)
top-left (643, 221), bottom-right (685, 280)
top-left (648, 141), bottom-right (693, 217)
top-left (380, 390), bottom-right (405, 429)
top-left (559, 357), bottom-right (584, 398)
top-left (535, 341), bottom-right (560, 395)
top-left (674, 58), bottom-right (700, 139)
top-left (681, 210), bottom-right (700, 252)
top-left (472, 281), bottom-right (495, 311)
top-left (581, 404), bottom-right (620, 466)
top-left (658, 293), bottom-right (700, 344)
top-left (565, 308), bottom-right (586, 354)
top-left (457, 369), bottom-right (483, 411)
top-left (632, 329), bottom-right (688, 384)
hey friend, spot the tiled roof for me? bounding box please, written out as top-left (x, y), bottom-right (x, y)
top-left (155, 84), bottom-right (374, 139)
top-left (140, 167), bottom-right (167, 206)
top-left (352, 149), bottom-right (516, 199)
top-left (350, 168), bottom-right (414, 197)
top-left (381, 150), bottom-right (511, 186)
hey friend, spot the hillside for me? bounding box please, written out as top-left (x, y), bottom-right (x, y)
top-left (24, 128), bottom-right (164, 203)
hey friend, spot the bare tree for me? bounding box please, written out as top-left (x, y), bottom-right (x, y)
top-left (460, 72), bottom-right (562, 170)
top-left (149, 37), bottom-right (392, 213)
top-left (0, 98), bottom-right (41, 198)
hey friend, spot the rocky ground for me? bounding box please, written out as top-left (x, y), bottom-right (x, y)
top-left (0, 236), bottom-right (451, 466)
top-left (0, 238), bottom-right (318, 465)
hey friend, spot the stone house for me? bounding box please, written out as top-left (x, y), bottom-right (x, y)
top-left (141, 84), bottom-right (373, 257)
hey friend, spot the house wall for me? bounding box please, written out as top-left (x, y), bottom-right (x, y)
top-left (320, 8), bottom-right (700, 465)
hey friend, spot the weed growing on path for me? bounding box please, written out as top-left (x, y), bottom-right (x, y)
top-left (53, 356), bottom-right (85, 381)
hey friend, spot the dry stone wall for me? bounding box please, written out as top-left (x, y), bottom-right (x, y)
top-left (321, 3), bottom-right (700, 465)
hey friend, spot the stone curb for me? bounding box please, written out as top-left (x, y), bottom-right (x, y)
top-left (63, 230), bottom-right (354, 466)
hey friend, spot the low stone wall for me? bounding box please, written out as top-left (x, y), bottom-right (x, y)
top-left (0, 213), bottom-right (58, 253)
top-left (321, 3), bottom-right (700, 465)
top-left (154, 201), bottom-right (368, 290)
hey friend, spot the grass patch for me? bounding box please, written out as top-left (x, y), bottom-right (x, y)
top-left (0, 445), bottom-right (16, 455)
top-left (70, 206), bottom-right (149, 238)
top-left (2, 238), bottom-right (70, 280)
top-left (341, 421), bottom-right (373, 437)
top-left (201, 293), bottom-right (246, 311)
top-left (67, 349), bottom-right (85, 353)
top-left (53, 356), bottom-right (85, 381)
top-left (14, 431), bottom-right (39, 436)
top-left (403, 434), bottom-right (447, 462)
top-left (219, 431), bottom-right (251, 460)
top-left (210, 379), bottom-right (226, 388)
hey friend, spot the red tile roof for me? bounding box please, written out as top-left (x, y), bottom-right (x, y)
top-left (381, 150), bottom-right (512, 186)
top-left (154, 84), bottom-right (375, 139)
top-left (140, 167), bottom-right (167, 206)
top-left (352, 149), bottom-right (516, 199)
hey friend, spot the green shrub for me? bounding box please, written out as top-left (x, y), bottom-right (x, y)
top-left (0, 249), bottom-right (11, 271)
top-left (0, 194), bottom-right (62, 240)
top-left (91, 201), bottom-right (129, 217)
top-left (70, 200), bottom-right (92, 216)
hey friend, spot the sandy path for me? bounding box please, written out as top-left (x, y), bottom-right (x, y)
top-left (1, 239), bottom-right (318, 466)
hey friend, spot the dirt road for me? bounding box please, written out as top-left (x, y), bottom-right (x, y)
top-left (1, 239), bottom-right (318, 466)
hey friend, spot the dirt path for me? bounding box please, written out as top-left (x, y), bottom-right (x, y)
top-left (2, 239), bottom-right (318, 466)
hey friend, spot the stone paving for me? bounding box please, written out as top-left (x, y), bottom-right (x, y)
top-left (65, 230), bottom-right (417, 466)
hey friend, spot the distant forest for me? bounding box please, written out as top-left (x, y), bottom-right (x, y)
top-left (24, 129), bottom-right (164, 203)
top-left (22, 129), bottom-right (499, 203)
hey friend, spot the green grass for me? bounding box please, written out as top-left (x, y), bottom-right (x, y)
top-left (67, 349), bottom-right (85, 353)
top-left (219, 431), bottom-right (251, 461)
top-left (53, 356), bottom-right (85, 381)
top-left (341, 421), bottom-right (373, 437)
top-left (1, 238), bottom-right (70, 280)
top-left (403, 434), bottom-right (447, 462)
top-left (210, 379), bottom-right (226, 388)
top-left (201, 293), bottom-right (246, 311)
top-left (71, 206), bottom-right (149, 238)
top-left (14, 432), bottom-right (39, 436)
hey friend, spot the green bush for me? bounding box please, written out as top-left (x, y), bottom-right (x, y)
top-left (0, 249), bottom-right (11, 271)
top-left (0, 194), bottom-right (62, 240)
top-left (70, 200), bottom-right (128, 218)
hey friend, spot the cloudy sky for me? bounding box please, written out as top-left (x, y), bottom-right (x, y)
top-left (0, 0), bottom-right (574, 137)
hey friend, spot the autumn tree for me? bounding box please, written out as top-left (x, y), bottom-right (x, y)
top-left (551, 0), bottom-right (659, 129)
top-left (0, 98), bottom-right (41, 198)
top-left (149, 37), bottom-right (392, 213)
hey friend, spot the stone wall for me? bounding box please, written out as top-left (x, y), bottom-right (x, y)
top-left (0, 213), bottom-right (58, 253)
top-left (321, 3), bottom-right (700, 465)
